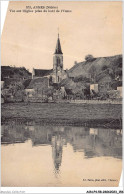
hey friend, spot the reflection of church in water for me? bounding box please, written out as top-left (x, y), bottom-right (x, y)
top-left (1, 124), bottom-right (122, 174)
top-left (52, 132), bottom-right (64, 173)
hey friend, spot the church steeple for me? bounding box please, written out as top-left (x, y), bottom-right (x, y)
top-left (53, 31), bottom-right (64, 83)
top-left (54, 33), bottom-right (63, 54)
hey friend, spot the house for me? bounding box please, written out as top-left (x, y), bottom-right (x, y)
top-left (1, 66), bottom-right (13, 79)
top-left (25, 88), bottom-right (35, 97)
top-left (1, 81), bottom-right (4, 89)
top-left (3, 78), bottom-right (23, 90)
top-left (1, 66), bottom-right (31, 80)
top-left (117, 86), bottom-right (122, 98)
top-left (97, 74), bottom-right (112, 93)
top-left (24, 77), bottom-right (49, 99)
top-left (90, 84), bottom-right (98, 93)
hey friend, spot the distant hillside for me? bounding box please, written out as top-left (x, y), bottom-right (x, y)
top-left (1, 66), bottom-right (32, 80)
top-left (60, 54), bottom-right (122, 92)
top-left (68, 54), bottom-right (122, 80)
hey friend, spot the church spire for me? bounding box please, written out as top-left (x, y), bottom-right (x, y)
top-left (54, 32), bottom-right (63, 54)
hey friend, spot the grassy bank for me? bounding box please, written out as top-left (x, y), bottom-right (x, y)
top-left (1, 102), bottom-right (122, 128)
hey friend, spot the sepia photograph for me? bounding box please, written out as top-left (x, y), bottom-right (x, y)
top-left (1, 0), bottom-right (123, 189)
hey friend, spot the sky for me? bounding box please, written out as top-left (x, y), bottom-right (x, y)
top-left (1, 1), bottom-right (122, 72)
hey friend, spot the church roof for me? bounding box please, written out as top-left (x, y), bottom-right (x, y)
top-left (54, 34), bottom-right (63, 54)
top-left (33, 69), bottom-right (53, 77)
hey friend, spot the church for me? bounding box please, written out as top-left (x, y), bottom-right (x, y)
top-left (32, 33), bottom-right (67, 84)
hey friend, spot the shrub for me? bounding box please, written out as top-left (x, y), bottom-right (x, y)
top-left (85, 54), bottom-right (94, 61)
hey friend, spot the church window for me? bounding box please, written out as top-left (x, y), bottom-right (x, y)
top-left (57, 57), bottom-right (60, 64)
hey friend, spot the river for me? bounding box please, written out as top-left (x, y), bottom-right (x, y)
top-left (1, 122), bottom-right (122, 187)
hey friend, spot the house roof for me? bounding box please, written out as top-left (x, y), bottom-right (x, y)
top-left (1, 66), bottom-right (31, 80)
top-left (24, 77), bottom-right (49, 89)
top-left (33, 69), bottom-right (52, 77)
top-left (1, 66), bottom-right (13, 79)
top-left (23, 79), bottom-right (32, 89)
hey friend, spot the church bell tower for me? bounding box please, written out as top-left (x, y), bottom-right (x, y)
top-left (53, 33), bottom-right (63, 83)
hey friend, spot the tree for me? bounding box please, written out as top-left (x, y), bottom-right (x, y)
top-left (85, 54), bottom-right (94, 61)
top-left (43, 87), bottom-right (54, 98)
top-left (9, 82), bottom-right (24, 100)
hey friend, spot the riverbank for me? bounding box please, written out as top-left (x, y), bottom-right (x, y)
top-left (1, 102), bottom-right (122, 128)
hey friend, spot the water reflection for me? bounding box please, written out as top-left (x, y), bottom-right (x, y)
top-left (1, 123), bottom-right (122, 174)
top-left (52, 133), bottom-right (63, 174)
